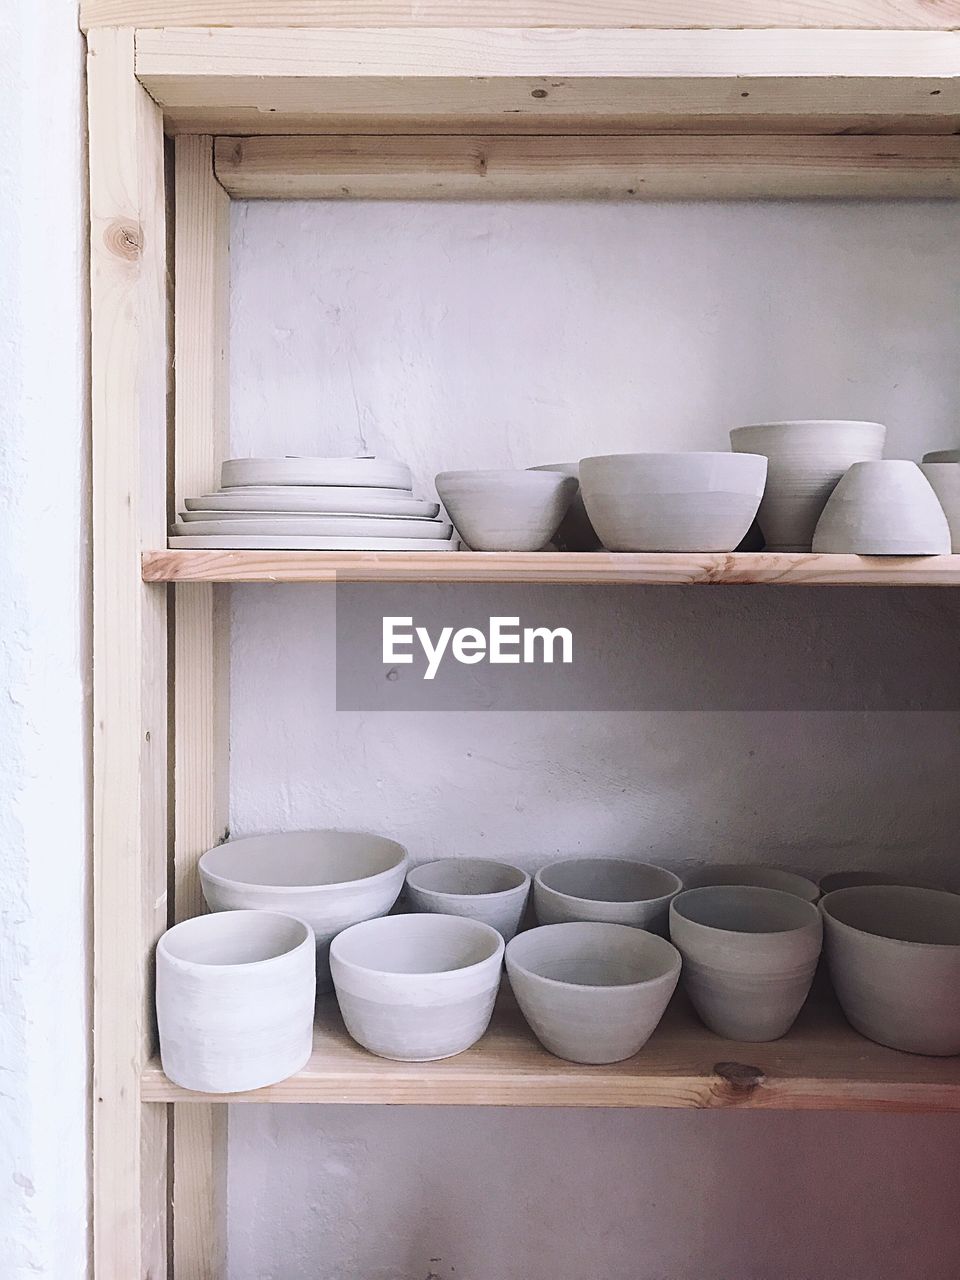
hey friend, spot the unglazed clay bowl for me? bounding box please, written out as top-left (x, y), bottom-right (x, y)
top-left (819, 871), bottom-right (939, 895)
top-left (329, 913), bottom-right (504, 1061)
top-left (920, 463), bottom-right (960, 552)
top-left (506, 922), bottom-right (681, 1064)
top-left (405, 858), bottom-right (531, 941)
top-left (199, 830), bottom-right (408, 992)
top-left (534, 858), bottom-right (682, 935)
top-left (812, 460), bottom-right (950, 555)
top-left (156, 910), bottom-right (316, 1093)
top-left (578, 452), bottom-right (767, 552)
top-left (530, 463), bottom-right (602, 551)
top-left (669, 886), bottom-right (822, 1041)
top-left (922, 449), bottom-right (960, 464)
top-left (683, 864), bottom-right (820, 903)
top-left (730, 420), bottom-right (886, 552)
top-left (435, 469), bottom-right (578, 551)
top-left (820, 886), bottom-right (960, 1055)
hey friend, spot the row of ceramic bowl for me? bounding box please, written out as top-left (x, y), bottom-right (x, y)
top-left (153, 832), bottom-right (960, 1093)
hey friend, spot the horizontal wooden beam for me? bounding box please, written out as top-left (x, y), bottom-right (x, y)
top-left (136, 28), bottom-right (960, 135)
top-left (215, 133), bottom-right (960, 199)
top-left (80, 1), bottom-right (960, 33)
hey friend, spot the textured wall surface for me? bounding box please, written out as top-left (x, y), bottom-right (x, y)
top-left (0, 2), bottom-right (90, 1277)
top-left (228, 200), bottom-right (960, 1280)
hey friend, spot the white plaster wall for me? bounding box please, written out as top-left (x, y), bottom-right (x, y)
top-left (228, 200), bottom-right (960, 1280)
top-left (0, 2), bottom-right (90, 1276)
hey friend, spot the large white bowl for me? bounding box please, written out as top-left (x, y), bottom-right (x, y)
top-left (435, 469), bottom-right (578, 551)
top-left (330, 913), bottom-right (504, 1061)
top-left (578, 452), bottom-right (767, 552)
top-left (534, 858), bottom-right (682, 935)
top-left (812, 460), bottom-right (950, 555)
top-left (199, 830), bottom-right (408, 991)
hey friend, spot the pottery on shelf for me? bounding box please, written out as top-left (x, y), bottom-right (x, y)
top-left (920, 463), bottom-right (960, 552)
top-left (730, 420), bottom-right (886, 552)
top-left (578, 452), bottom-right (767, 553)
top-left (156, 910), bottom-right (316, 1093)
top-left (184, 488), bottom-right (441, 518)
top-left (435, 469), bottom-right (578, 552)
top-left (505, 922), bottom-right (681, 1064)
top-left (174, 516), bottom-right (454, 540)
top-left (682, 864), bottom-right (820, 903)
top-left (405, 858), bottom-right (531, 941)
top-left (922, 449), bottom-right (960, 464)
top-left (534, 858), bottom-right (682, 935)
top-left (669, 886), bottom-right (822, 1041)
top-left (529, 463), bottom-right (602, 551)
top-left (221, 456), bottom-right (413, 490)
top-left (329, 913), bottom-right (504, 1061)
top-left (199, 830), bottom-right (408, 992)
top-left (820, 886), bottom-right (960, 1055)
top-left (812, 460), bottom-right (950, 555)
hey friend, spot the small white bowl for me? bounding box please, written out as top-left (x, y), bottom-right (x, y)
top-left (506, 922), bottom-right (681, 1064)
top-left (199, 830), bottom-right (408, 991)
top-left (435, 469), bottom-right (578, 551)
top-left (682, 864), bottom-right (820, 903)
top-left (534, 858), bottom-right (682, 934)
top-left (330, 913), bottom-right (504, 1061)
top-left (405, 858), bottom-right (531, 941)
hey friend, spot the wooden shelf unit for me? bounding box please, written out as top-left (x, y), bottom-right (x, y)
top-left (85, 6), bottom-right (960, 1277)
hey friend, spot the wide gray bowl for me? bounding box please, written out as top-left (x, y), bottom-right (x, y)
top-left (534, 858), bottom-right (682, 935)
top-left (435, 469), bottom-right (577, 551)
top-left (405, 858), bottom-right (531, 941)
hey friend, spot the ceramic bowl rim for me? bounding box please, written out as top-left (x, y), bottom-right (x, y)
top-left (198, 830), bottom-right (409, 895)
top-left (506, 922), bottom-right (681, 993)
top-left (730, 420), bottom-right (887, 433)
top-left (158, 909), bottom-right (314, 973)
top-left (579, 451), bottom-right (766, 466)
top-left (406, 858), bottom-right (530, 900)
top-left (682, 864), bottom-right (820, 903)
top-left (670, 885), bottom-right (821, 937)
top-left (535, 857), bottom-right (682, 907)
top-left (329, 912), bottom-right (505, 981)
top-left (819, 885), bottom-right (960, 951)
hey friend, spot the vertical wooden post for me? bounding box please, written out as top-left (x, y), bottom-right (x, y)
top-left (88, 26), bottom-right (170, 1280)
top-left (172, 134), bottom-right (231, 1280)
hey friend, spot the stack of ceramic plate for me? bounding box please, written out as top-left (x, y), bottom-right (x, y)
top-left (170, 456), bottom-right (460, 551)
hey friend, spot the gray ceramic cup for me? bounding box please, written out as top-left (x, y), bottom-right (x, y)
top-left (405, 858), bottom-right (531, 941)
top-left (534, 858), bottom-right (682, 935)
top-left (670, 886), bottom-right (822, 1042)
top-left (820, 886), bottom-right (960, 1055)
top-left (506, 922), bottom-right (681, 1064)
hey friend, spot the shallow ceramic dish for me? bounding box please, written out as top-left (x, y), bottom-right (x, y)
top-left (920, 463), bottom-right (960, 552)
top-left (221, 457), bottom-right (412, 490)
top-left (156, 910), bottom-right (316, 1093)
top-left (670, 886), bottom-right (822, 1041)
top-left (730, 420), bottom-right (886, 552)
top-left (174, 516), bottom-right (453, 540)
top-left (506, 922), bottom-right (681, 1064)
top-left (184, 489), bottom-right (439, 518)
top-left (405, 858), bottom-right (531, 941)
top-left (820, 886), bottom-right (960, 1054)
top-left (170, 534), bottom-right (460, 550)
top-left (530, 463), bottom-right (602, 551)
top-left (682, 864), bottom-right (819, 903)
top-left (578, 452), bottom-right (767, 552)
top-left (534, 858), bottom-right (682, 935)
top-left (812, 460), bottom-right (950, 555)
top-left (199, 830), bottom-right (408, 991)
top-left (435, 469), bottom-right (578, 551)
top-left (922, 449), bottom-right (960, 464)
top-left (330, 913), bottom-right (504, 1061)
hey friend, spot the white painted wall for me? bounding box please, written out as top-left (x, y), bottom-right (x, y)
top-left (0, 2), bottom-right (90, 1277)
top-left (228, 200), bottom-right (960, 1279)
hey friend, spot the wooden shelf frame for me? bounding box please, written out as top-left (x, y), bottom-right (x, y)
top-left (86, 9), bottom-right (960, 1277)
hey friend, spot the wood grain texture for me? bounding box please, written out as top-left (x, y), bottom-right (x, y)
top-left (172, 135), bottom-right (230, 1280)
top-left (80, 1), bottom-right (960, 32)
top-left (141, 990), bottom-right (960, 1111)
top-left (215, 133), bottom-right (960, 199)
top-left (88, 26), bottom-right (170, 1280)
top-left (135, 28), bottom-right (960, 135)
top-left (143, 549), bottom-right (960, 585)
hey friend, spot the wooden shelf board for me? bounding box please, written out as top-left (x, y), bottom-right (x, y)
top-left (143, 549), bottom-right (960, 585)
top-left (141, 990), bottom-right (960, 1110)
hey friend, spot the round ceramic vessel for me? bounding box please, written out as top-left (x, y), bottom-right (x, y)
top-left (529, 463), bottom-right (602, 551)
top-left (669, 886), bottom-right (822, 1042)
top-left (434, 469), bottom-right (578, 551)
top-left (405, 858), bottom-right (531, 941)
top-left (922, 449), bottom-right (960, 464)
top-left (199, 830), bottom-right (408, 992)
top-left (534, 858), bottom-right (682, 935)
top-left (819, 871), bottom-right (939, 895)
top-left (329, 913), bottom-right (504, 1061)
top-left (184, 489), bottom-right (440, 518)
top-left (170, 534), bottom-right (459, 550)
top-left (175, 516), bottom-right (454, 540)
top-left (820, 886), bottom-right (960, 1055)
top-left (730, 420), bottom-right (886, 552)
top-left (920, 463), bottom-right (960, 553)
top-left (578, 452), bottom-right (767, 552)
top-left (506, 922), bottom-right (681, 1064)
top-left (682, 864), bottom-right (820, 903)
top-left (812, 460), bottom-right (950, 555)
top-left (156, 910), bottom-right (316, 1093)
top-left (221, 456), bottom-right (412, 490)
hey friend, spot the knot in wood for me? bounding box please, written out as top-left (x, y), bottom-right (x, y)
top-left (105, 219), bottom-right (143, 260)
top-left (712, 1061), bottom-right (765, 1098)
